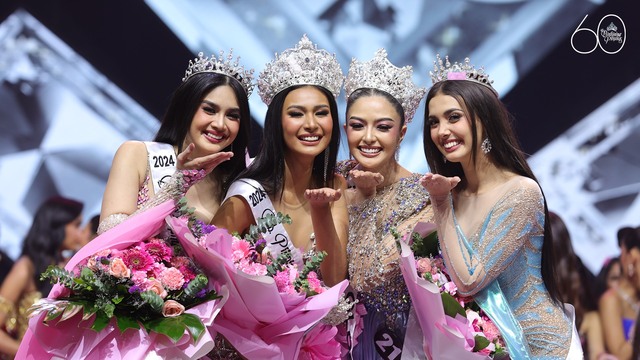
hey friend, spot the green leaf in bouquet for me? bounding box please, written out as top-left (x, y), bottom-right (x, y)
top-left (441, 292), bottom-right (466, 318)
top-left (103, 302), bottom-right (116, 318)
top-left (116, 314), bottom-right (141, 333)
top-left (180, 313), bottom-right (206, 341)
top-left (182, 274), bottom-right (208, 299)
top-left (144, 314), bottom-right (204, 343)
top-left (411, 230), bottom-right (439, 258)
top-left (299, 251), bottom-right (326, 279)
top-left (472, 334), bottom-right (490, 352)
top-left (91, 311), bottom-right (111, 332)
top-left (112, 294), bottom-right (124, 305)
top-left (41, 265), bottom-right (80, 290)
top-left (246, 212), bottom-right (292, 243)
top-left (140, 291), bottom-right (164, 312)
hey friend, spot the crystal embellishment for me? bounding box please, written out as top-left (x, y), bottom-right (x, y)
top-left (257, 34), bottom-right (344, 105)
top-left (182, 50), bottom-right (255, 97)
top-left (429, 54), bottom-right (497, 96)
top-left (345, 49), bottom-right (426, 123)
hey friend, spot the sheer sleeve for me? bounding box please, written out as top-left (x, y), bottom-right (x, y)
top-left (435, 180), bottom-right (544, 297)
top-left (97, 169), bottom-right (206, 234)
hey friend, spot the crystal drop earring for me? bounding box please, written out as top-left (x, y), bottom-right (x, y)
top-left (481, 138), bottom-right (492, 154)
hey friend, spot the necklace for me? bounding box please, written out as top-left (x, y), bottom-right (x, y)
top-left (616, 287), bottom-right (640, 314)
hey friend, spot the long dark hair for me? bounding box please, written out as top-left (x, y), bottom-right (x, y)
top-left (548, 212), bottom-right (597, 327)
top-left (346, 88), bottom-right (406, 126)
top-left (21, 196), bottom-right (83, 294)
top-left (154, 72), bottom-right (250, 200)
top-left (422, 80), bottom-right (562, 305)
top-left (237, 85), bottom-right (340, 195)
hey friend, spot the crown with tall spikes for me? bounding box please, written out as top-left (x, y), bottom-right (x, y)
top-left (257, 35), bottom-right (344, 105)
top-left (182, 50), bottom-right (255, 97)
top-left (429, 54), bottom-right (497, 96)
top-left (345, 49), bottom-right (426, 123)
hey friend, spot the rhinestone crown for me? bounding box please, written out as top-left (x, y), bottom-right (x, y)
top-left (345, 49), bottom-right (426, 123)
top-left (182, 50), bottom-right (255, 97)
top-left (257, 35), bottom-right (343, 105)
top-left (429, 54), bottom-right (497, 96)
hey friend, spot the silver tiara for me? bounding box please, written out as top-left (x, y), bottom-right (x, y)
top-left (182, 50), bottom-right (255, 97)
top-left (345, 49), bottom-right (426, 123)
top-left (257, 35), bottom-right (344, 105)
top-left (429, 54), bottom-right (497, 96)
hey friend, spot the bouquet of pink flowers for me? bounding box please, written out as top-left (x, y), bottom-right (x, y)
top-left (19, 200), bottom-right (226, 359)
top-left (396, 223), bottom-right (508, 360)
top-left (169, 212), bottom-right (349, 360)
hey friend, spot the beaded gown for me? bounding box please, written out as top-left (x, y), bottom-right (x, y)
top-left (338, 160), bottom-right (433, 359)
top-left (433, 176), bottom-right (577, 358)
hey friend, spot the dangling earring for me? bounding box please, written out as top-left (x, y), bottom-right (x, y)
top-left (481, 138), bottom-right (492, 154)
top-left (395, 144), bottom-right (400, 162)
top-left (629, 263), bottom-right (635, 278)
top-left (229, 143), bottom-right (233, 153)
top-left (323, 148), bottom-right (329, 186)
top-left (443, 155), bottom-right (447, 163)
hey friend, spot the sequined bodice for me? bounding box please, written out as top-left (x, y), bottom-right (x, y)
top-left (440, 180), bottom-right (573, 358)
top-left (0, 291), bottom-right (41, 340)
top-left (345, 170), bottom-right (432, 325)
top-left (137, 173), bottom-right (151, 207)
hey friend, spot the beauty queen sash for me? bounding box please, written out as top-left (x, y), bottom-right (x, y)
top-left (224, 178), bottom-right (303, 267)
top-left (144, 141), bottom-right (177, 193)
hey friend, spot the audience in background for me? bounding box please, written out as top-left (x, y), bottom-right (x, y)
top-left (0, 196), bottom-right (87, 357)
top-left (600, 226), bottom-right (640, 360)
top-left (549, 212), bottom-right (612, 360)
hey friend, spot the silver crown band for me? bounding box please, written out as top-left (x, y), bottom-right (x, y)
top-left (182, 50), bottom-right (255, 97)
top-left (429, 54), bottom-right (497, 96)
top-left (345, 49), bottom-right (426, 123)
top-left (257, 35), bottom-right (344, 105)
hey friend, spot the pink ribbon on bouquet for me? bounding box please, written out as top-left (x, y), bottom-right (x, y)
top-left (16, 201), bottom-right (224, 360)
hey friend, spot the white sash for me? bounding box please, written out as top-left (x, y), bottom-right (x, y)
top-left (224, 178), bottom-right (303, 267)
top-left (144, 142), bottom-right (177, 194)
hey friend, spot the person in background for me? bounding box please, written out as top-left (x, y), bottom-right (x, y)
top-left (421, 55), bottom-right (581, 358)
top-left (99, 50), bottom-right (254, 233)
top-left (549, 212), bottom-right (614, 360)
top-left (0, 196), bottom-right (85, 358)
top-left (86, 214), bottom-right (100, 241)
top-left (600, 226), bottom-right (640, 360)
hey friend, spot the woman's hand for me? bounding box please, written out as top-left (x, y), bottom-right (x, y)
top-left (177, 143), bottom-right (233, 174)
top-left (420, 173), bottom-right (460, 199)
top-left (305, 188), bottom-right (342, 206)
top-left (349, 169), bottom-right (383, 197)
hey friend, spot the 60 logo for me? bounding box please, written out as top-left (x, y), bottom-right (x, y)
top-left (571, 14), bottom-right (626, 54)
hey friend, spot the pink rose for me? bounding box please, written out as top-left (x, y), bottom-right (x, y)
top-left (147, 278), bottom-right (168, 298)
top-left (444, 281), bottom-right (457, 295)
top-left (86, 257), bottom-right (98, 270)
top-left (160, 267), bottom-right (185, 290)
top-left (162, 300), bottom-right (185, 317)
top-left (416, 258), bottom-right (432, 276)
top-left (109, 258), bottom-right (131, 278)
